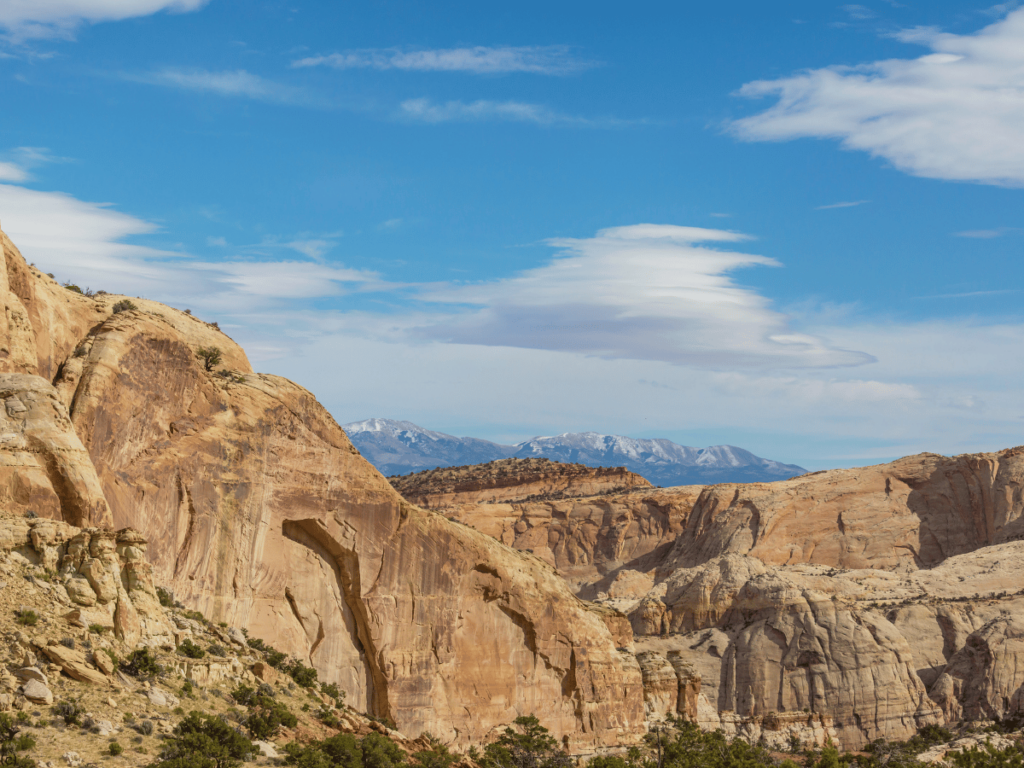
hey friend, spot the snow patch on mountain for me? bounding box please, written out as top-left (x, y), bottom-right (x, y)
top-left (342, 419), bottom-right (807, 487)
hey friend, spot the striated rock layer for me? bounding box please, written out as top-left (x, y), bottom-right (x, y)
top-left (0, 226), bottom-right (645, 751)
top-left (437, 449), bottom-right (1024, 748)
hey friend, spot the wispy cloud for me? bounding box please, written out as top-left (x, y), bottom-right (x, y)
top-left (815, 200), bottom-right (870, 210)
top-left (731, 8), bottom-right (1024, 186)
top-left (842, 4), bottom-right (876, 20)
top-left (123, 68), bottom-right (320, 107)
top-left (399, 98), bottom-right (632, 126)
top-left (0, 0), bottom-right (208, 41)
top-left (292, 45), bottom-right (592, 75)
top-left (953, 227), bottom-right (1018, 238)
top-left (0, 146), bottom-right (66, 182)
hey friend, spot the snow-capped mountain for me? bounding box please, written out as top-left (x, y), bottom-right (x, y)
top-left (343, 418), bottom-right (516, 476)
top-left (342, 419), bottom-right (806, 486)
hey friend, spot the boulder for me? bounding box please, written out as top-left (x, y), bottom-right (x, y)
top-left (21, 679), bottom-right (52, 705)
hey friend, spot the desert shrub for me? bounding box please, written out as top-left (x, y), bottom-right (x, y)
top-left (52, 702), bottom-right (82, 727)
top-left (58, 636), bottom-right (75, 650)
top-left (361, 733), bottom-right (406, 768)
top-left (315, 705), bottom-right (338, 729)
top-left (120, 648), bottom-right (162, 678)
top-left (283, 734), bottom-right (363, 768)
top-left (412, 738), bottom-right (457, 768)
top-left (63, 283), bottom-right (82, 294)
top-left (181, 681), bottom-right (194, 697)
top-left (112, 300), bottom-right (137, 313)
top-left (156, 587), bottom-right (174, 608)
top-left (207, 644), bottom-right (227, 657)
top-left (0, 714), bottom-right (35, 768)
top-left (182, 609), bottom-right (206, 623)
top-left (483, 715), bottom-right (570, 768)
top-left (178, 639), bottom-right (206, 659)
top-left (195, 347), bottom-right (222, 372)
top-left (11, 735), bottom-right (33, 753)
top-left (230, 685), bottom-right (258, 708)
top-left (123, 713), bottom-right (135, 724)
top-left (109, 742), bottom-right (123, 756)
top-left (244, 700), bottom-right (297, 740)
top-left (88, 623), bottom-right (105, 635)
top-left (947, 742), bottom-right (1024, 767)
top-left (152, 711), bottom-right (257, 768)
top-left (15, 610), bottom-right (37, 627)
top-left (320, 683), bottom-right (345, 706)
top-left (282, 658), bottom-right (318, 688)
top-left (257, 683), bottom-right (275, 699)
top-left (137, 720), bottom-right (155, 737)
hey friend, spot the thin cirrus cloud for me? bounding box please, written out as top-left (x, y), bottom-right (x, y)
top-left (815, 200), bottom-right (870, 210)
top-left (953, 227), bottom-right (1018, 238)
top-left (0, 0), bottom-right (208, 41)
top-left (406, 224), bottom-right (875, 370)
top-left (292, 45), bottom-right (591, 75)
top-left (122, 68), bottom-right (320, 107)
top-left (399, 98), bottom-right (631, 126)
top-left (730, 8), bottom-right (1024, 187)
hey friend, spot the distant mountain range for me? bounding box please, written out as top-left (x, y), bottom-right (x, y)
top-left (342, 418), bottom-right (807, 487)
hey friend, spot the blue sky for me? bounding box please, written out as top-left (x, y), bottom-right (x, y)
top-left (0, 0), bottom-right (1022, 470)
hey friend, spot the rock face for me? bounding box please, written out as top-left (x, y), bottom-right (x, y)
top-left (390, 458), bottom-right (652, 509)
top-left (438, 449), bottom-right (1024, 749)
top-left (0, 226), bottom-right (645, 751)
top-left (0, 514), bottom-right (174, 648)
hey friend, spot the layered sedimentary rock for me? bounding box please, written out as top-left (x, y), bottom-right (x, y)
top-left (390, 458), bottom-right (651, 509)
top-left (0, 226), bottom-right (646, 751)
top-left (436, 449), bottom-right (1024, 748)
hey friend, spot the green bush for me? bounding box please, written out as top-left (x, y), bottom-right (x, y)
top-left (181, 681), bottom-right (194, 697)
top-left (195, 347), bottom-right (223, 372)
top-left (178, 639), bottom-right (206, 659)
top-left (282, 658), bottom-right (318, 688)
top-left (151, 711), bottom-right (257, 768)
top-left (120, 648), bottom-right (163, 678)
top-left (52, 702), bottom-right (82, 727)
top-left (137, 720), bottom-right (154, 737)
top-left (0, 713), bottom-right (35, 768)
top-left (109, 742), bottom-right (123, 756)
top-left (321, 683), bottom-right (346, 706)
top-left (182, 610), bottom-right (206, 623)
top-left (112, 299), bottom-right (137, 313)
top-left (15, 610), bottom-right (37, 627)
top-left (315, 705), bottom-right (338, 729)
top-left (283, 734), bottom-right (363, 768)
top-left (948, 742), bottom-right (1024, 767)
top-left (244, 700), bottom-right (297, 740)
top-left (63, 283), bottom-right (83, 294)
top-left (88, 623), bottom-right (106, 635)
top-left (156, 587), bottom-right (174, 608)
top-left (484, 715), bottom-right (570, 768)
top-left (361, 733), bottom-right (406, 768)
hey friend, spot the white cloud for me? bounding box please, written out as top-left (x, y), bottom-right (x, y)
top-left (0, 0), bottom-right (208, 40)
top-left (0, 163), bottom-right (28, 183)
top-left (124, 68), bottom-right (317, 106)
top-left (731, 9), bottom-right (1024, 186)
top-left (0, 184), bottom-right (379, 311)
top-left (404, 224), bottom-right (872, 369)
top-left (842, 4), bottom-right (876, 20)
top-left (293, 45), bottom-right (590, 75)
top-left (815, 200), bottom-right (869, 210)
top-left (399, 98), bottom-right (629, 126)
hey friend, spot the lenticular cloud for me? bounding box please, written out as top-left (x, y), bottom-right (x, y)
top-left (731, 9), bottom-right (1024, 187)
top-left (411, 224), bottom-right (874, 370)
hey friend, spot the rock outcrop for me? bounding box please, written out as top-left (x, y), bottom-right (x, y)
top-left (437, 449), bottom-right (1024, 749)
top-left (390, 458), bottom-right (652, 509)
top-left (0, 226), bottom-right (646, 751)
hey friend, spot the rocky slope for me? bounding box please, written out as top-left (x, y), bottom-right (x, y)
top-left (0, 227), bottom-right (645, 751)
top-left (389, 458), bottom-right (652, 509)
top-left (423, 448), bottom-right (1024, 749)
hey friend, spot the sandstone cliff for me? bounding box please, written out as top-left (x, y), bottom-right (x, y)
top-left (434, 449), bottom-right (1024, 748)
top-left (0, 227), bottom-right (646, 750)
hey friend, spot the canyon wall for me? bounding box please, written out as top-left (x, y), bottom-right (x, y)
top-left (0, 227), bottom-right (646, 751)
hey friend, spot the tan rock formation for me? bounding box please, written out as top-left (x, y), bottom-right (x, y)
top-left (390, 458), bottom-right (651, 509)
top-left (0, 226), bottom-right (645, 751)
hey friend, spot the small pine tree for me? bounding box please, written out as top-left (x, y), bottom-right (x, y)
top-left (195, 346), bottom-right (223, 372)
